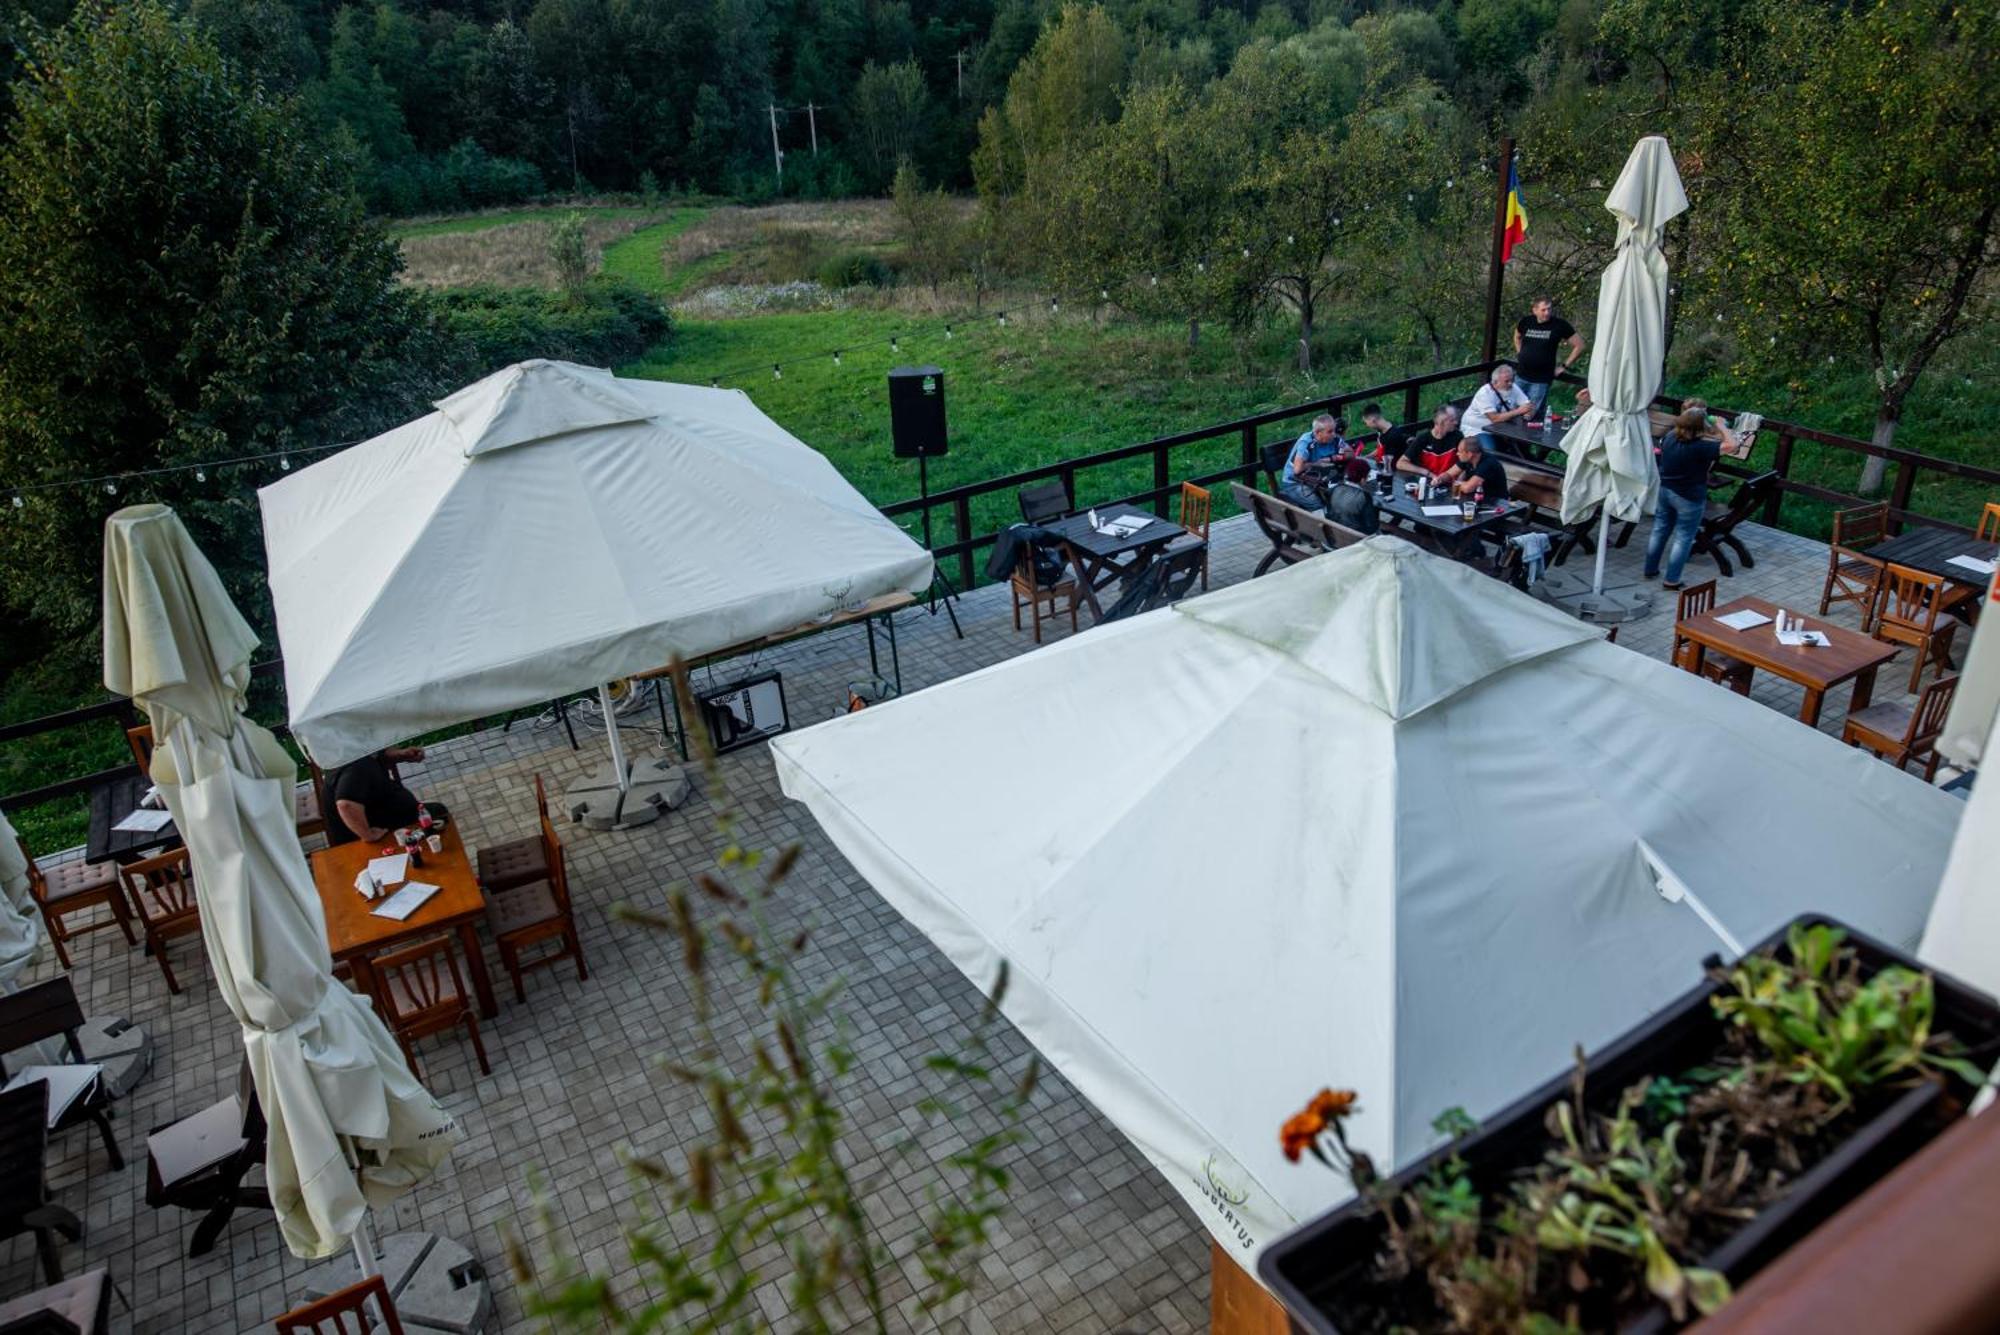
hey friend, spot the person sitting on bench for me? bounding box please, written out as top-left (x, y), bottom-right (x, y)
top-left (1323, 457), bottom-right (1380, 536)
top-left (1280, 414), bottom-right (1347, 511)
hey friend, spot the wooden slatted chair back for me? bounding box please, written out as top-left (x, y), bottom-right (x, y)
top-left (1977, 501), bottom-right (2000, 543)
top-left (275, 1275), bottom-right (405, 1335)
top-left (1830, 503), bottom-right (1888, 551)
top-left (1911, 675), bottom-right (1961, 745)
top-left (1878, 565), bottom-right (1947, 636)
top-left (126, 725), bottom-right (155, 778)
top-left (1179, 482), bottom-right (1212, 540)
top-left (119, 848), bottom-right (199, 928)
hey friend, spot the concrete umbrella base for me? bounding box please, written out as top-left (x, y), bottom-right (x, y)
top-left (301, 1231), bottom-right (491, 1334)
top-left (564, 756), bottom-right (693, 831)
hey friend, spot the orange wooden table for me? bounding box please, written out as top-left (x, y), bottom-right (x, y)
top-left (309, 823), bottom-right (499, 1019)
top-left (1675, 595), bottom-right (1897, 727)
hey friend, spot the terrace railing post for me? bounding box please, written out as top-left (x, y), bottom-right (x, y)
top-left (1153, 445), bottom-right (1170, 519)
top-left (1765, 433), bottom-right (1794, 526)
top-left (1404, 383), bottom-right (1421, 424)
top-left (1060, 464), bottom-right (1077, 511)
top-left (1240, 424), bottom-right (1258, 484)
top-left (952, 494), bottom-right (974, 589)
top-left (1887, 458), bottom-right (1917, 536)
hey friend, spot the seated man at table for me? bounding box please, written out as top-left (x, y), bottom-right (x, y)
top-left (1460, 366), bottom-right (1534, 455)
top-left (1323, 457), bottom-right (1380, 535)
top-left (1280, 414), bottom-right (1347, 510)
top-left (1435, 436), bottom-right (1510, 502)
top-left (1380, 403), bottom-right (1463, 477)
top-left (326, 746), bottom-right (426, 845)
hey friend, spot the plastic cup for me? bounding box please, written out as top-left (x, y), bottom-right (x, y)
top-left (427, 834), bottom-right (442, 854)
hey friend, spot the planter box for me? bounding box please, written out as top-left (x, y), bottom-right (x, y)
top-left (1257, 915), bottom-right (2000, 1334)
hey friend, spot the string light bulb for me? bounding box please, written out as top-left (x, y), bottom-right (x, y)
top-left (194, 469), bottom-right (206, 482)
top-left (1445, 179), bottom-right (1453, 189)
top-left (773, 364), bottom-right (783, 380)
top-left (944, 325), bottom-right (952, 339)
top-left (1196, 260), bottom-right (1206, 273)
top-left (833, 350), bottom-right (841, 365)
top-left (1050, 298), bottom-right (1059, 313)
top-left (1286, 234), bottom-right (1294, 245)
top-left (9, 494), bottom-right (21, 509)
top-left (998, 313), bottom-right (1007, 327)
top-left (1149, 275), bottom-right (1158, 287)
top-left (103, 480), bottom-right (116, 495)
top-left (279, 455), bottom-right (291, 471)
top-left (890, 336), bottom-right (899, 353)
top-left (711, 378), bottom-right (720, 388)
top-left (1100, 287), bottom-right (1108, 300)
top-left (1241, 247), bottom-right (1250, 259)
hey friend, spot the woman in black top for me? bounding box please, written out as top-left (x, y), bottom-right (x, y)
top-left (1644, 408), bottom-right (1746, 589)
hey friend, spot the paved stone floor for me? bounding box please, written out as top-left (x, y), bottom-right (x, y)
top-left (15, 507), bottom-right (1953, 1333)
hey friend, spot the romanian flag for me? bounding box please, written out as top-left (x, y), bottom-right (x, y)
top-left (1501, 162), bottom-right (1527, 263)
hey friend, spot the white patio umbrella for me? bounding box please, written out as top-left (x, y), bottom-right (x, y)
top-left (0, 808), bottom-right (44, 987)
top-left (1920, 568), bottom-right (1999, 1001)
top-left (1557, 136), bottom-right (1688, 617)
top-left (771, 538), bottom-right (1954, 1261)
top-left (102, 505), bottom-right (458, 1263)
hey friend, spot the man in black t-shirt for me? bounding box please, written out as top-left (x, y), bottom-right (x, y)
top-left (1376, 404), bottom-right (1464, 477)
top-left (1512, 297), bottom-right (1584, 421)
top-left (326, 747), bottom-right (425, 845)
top-left (1437, 437), bottom-right (1510, 501)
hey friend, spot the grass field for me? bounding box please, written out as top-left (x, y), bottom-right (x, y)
top-left (7, 197), bottom-right (1997, 852)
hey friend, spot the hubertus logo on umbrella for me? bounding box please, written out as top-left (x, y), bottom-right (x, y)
top-left (1197, 1153), bottom-right (1257, 1250)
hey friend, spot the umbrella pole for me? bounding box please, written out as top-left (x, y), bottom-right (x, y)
top-left (599, 683), bottom-right (631, 794)
top-left (1591, 505), bottom-right (1611, 596)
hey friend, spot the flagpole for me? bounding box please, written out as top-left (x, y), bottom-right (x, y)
top-left (1480, 136), bottom-right (1516, 366)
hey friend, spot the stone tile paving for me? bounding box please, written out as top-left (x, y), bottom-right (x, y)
top-left (11, 509), bottom-right (1943, 1333)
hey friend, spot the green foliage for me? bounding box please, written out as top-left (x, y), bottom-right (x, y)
top-left (890, 162), bottom-right (960, 296)
top-left (814, 249), bottom-right (893, 289)
top-left (850, 60), bottom-right (932, 191)
top-left (427, 279), bottom-right (672, 372)
top-left (0, 0), bottom-right (450, 639)
top-left (547, 211), bottom-right (591, 300)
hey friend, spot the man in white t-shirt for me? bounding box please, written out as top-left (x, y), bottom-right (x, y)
top-left (1460, 365), bottom-right (1534, 454)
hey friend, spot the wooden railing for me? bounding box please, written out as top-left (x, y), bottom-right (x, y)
top-left (8, 358), bottom-right (1995, 814)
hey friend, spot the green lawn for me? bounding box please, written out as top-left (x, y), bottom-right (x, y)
top-left (388, 204), bottom-right (657, 240)
top-left (598, 206), bottom-right (709, 293)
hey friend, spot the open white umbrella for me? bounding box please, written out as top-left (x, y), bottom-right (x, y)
top-left (1920, 568), bottom-right (1998, 1000)
top-left (771, 538), bottom-right (1954, 1260)
top-left (1555, 136), bottom-right (1688, 620)
top-left (102, 505), bottom-right (457, 1263)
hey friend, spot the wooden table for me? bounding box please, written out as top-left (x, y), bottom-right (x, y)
top-left (85, 773), bottom-right (180, 865)
top-left (1483, 414), bottom-right (1575, 463)
top-left (1373, 481), bottom-right (1518, 550)
top-left (309, 823), bottom-right (498, 1019)
top-left (1675, 595), bottom-right (1897, 727)
top-left (1866, 528), bottom-right (1998, 588)
top-left (1043, 504), bottom-right (1187, 620)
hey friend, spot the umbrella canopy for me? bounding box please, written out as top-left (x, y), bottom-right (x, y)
top-left (0, 808), bottom-right (43, 986)
top-left (1558, 137), bottom-right (1688, 525)
top-left (1920, 569), bottom-right (1997, 996)
top-left (771, 537), bottom-right (1955, 1259)
top-left (104, 505), bottom-right (457, 1259)
top-left (260, 359), bottom-right (934, 767)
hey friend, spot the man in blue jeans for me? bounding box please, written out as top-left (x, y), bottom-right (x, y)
top-left (1644, 407), bottom-right (1750, 588)
top-left (1280, 414), bottom-right (1347, 510)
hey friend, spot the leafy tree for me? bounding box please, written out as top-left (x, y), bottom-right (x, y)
top-left (548, 211), bottom-right (591, 300)
top-left (973, 3), bottom-right (1127, 199)
top-left (0, 1), bottom-right (445, 636)
top-left (851, 59), bottom-right (932, 191)
top-left (891, 162), bottom-right (959, 298)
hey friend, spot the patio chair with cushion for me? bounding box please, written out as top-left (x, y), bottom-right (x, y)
top-left (14, 837), bottom-right (137, 971)
top-left (0, 1268), bottom-right (114, 1334)
top-left (275, 1274), bottom-right (405, 1335)
top-left (144, 1060), bottom-right (268, 1257)
top-left (1842, 674), bottom-right (1959, 782)
top-left (486, 803), bottom-right (585, 1003)
top-left (1874, 564), bottom-right (1959, 693)
top-left (1170, 481), bottom-right (1212, 590)
top-left (370, 936), bottom-right (490, 1081)
top-left (0, 976), bottom-right (125, 1170)
top-left (1016, 479), bottom-right (1071, 525)
top-left (475, 775), bottom-right (551, 895)
top-left (117, 847), bottom-right (203, 995)
top-left (0, 1082), bottom-right (83, 1286)
top-left (1690, 470), bottom-right (1779, 577)
top-left (1673, 581), bottom-right (1755, 696)
top-left (1819, 503), bottom-right (1889, 630)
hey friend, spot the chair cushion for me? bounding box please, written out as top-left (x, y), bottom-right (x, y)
top-left (385, 962), bottom-right (461, 1014)
top-left (43, 859), bottom-right (118, 903)
top-left (1847, 700), bottom-right (1915, 742)
top-left (476, 836), bottom-right (547, 889)
top-left (293, 782), bottom-right (321, 824)
top-left (488, 880), bottom-right (560, 936)
top-left (0, 1268), bottom-right (109, 1330)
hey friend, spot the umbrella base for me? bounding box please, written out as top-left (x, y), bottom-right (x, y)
top-left (1532, 569), bottom-right (1657, 624)
top-left (76, 1015), bottom-right (152, 1099)
top-left (302, 1231), bottom-right (490, 1333)
top-left (565, 756), bottom-right (693, 831)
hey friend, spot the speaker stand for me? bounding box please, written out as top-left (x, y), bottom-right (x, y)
top-left (918, 453), bottom-right (965, 639)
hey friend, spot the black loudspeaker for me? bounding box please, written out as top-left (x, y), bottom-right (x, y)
top-left (888, 365), bottom-right (948, 458)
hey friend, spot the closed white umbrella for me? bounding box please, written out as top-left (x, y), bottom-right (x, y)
top-left (0, 808), bottom-right (43, 986)
top-left (1920, 569), bottom-right (1998, 1001)
top-left (102, 505), bottom-right (457, 1263)
top-left (1555, 136), bottom-right (1689, 619)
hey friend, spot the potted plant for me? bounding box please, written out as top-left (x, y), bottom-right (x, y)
top-left (1257, 916), bottom-right (2000, 1333)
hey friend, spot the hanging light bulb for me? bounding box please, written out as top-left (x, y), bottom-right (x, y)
top-left (1445, 179), bottom-right (1453, 189)
top-left (944, 325), bottom-right (952, 339)
top-left (279, 455), bottom-right (291, 471)
top-left (1333, 217), bottom-right (1341, 227)
top-left (1050, 297), bottom-right (1059, 313)
top-left (103, 480), bottom-right (116, 495)
top-left (1100, 287), bottom-right (1109, 300)
top-left (998, 313), bottom-right (1007, 327)
top-left (1197, 260), bottom-right (1206, 273)
top-left (1149, 274), bottom-right (1158, 287)
top-left (9, 493), bottom-right (22, 509)
top-left (1406, 192), bottom-right (1414, 202)
top-left (890, 336), bottom-right (900, 353)
top-left (1241, 247), bottom-right (1250, 259)
top-left (195, 468), bottom-right (206, 482)
top-left (1286, 234), bottom-right (1295, 245)
top-left (773, 364), bottom-right (783, 380)
top-left (711, 378), bottom-right (720, 388)
top-left (833, 350), bottom-right (842, 365)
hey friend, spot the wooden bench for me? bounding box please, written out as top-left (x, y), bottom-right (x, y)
top-left (1230, 484), bottom-right (1369, 576)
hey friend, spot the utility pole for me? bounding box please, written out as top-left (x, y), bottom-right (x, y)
top-left (768, 104), bottom-right (783, 183)
top-left (955, 49), bottom-right (966, 99)
top-left (806, 103), bottom-right (819, 156)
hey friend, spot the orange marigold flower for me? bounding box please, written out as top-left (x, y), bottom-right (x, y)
top-left (1280, 1110), bottom-right (1325, 1162)
top-left (1308, 1089), bottom-right (1359, 1121)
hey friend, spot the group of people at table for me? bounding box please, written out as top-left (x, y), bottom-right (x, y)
top-left (1277, 296), bottom-right (1749, 583)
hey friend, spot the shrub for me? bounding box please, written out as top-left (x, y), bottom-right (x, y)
top-left (426, 278), bottom-right (673, 375)
top-left (815, 249), bottom-right (892, 289)
top-left (548, 211), bottom-right (590, 300)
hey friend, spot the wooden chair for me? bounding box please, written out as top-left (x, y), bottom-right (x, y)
top-left (1174, 482), bottom-right (1213, 590)
top-left (1260, 440), bottom-right (1295, 494)
top-left (0, 977), bottom-right (124, 1170)
top-left (1977, 501), bottom-right (2000, 543)
top-left (486, 808), bottom-right (586, 1003)
top-left (124, 725), bottom-right (154, 778)
top-left (475, 775), bottom-right (551, 895)
top-left (1818, 503), bottom-right (1889, 630)
top-left (1874, 564), bottom-right (1959, 693)
top-left (369, 936), bottom-right (489, 1080)
top-left (0, 1083), bottom-right (82, 1286)
top-left (1691, 470), bottom-right (1778, 577)
top-left (1843, 675), bottom-right (1959, 782)
top-left (1231, 484), bottom-right (1322, 576)
top-left (144, 1060), bottom-right (268, 1257)
top-left (1016, 479), bottom-right (1071, 525)
top-left (14, 837), bottom-right (137, 971)
top-left (1673, 582), bottom-right (1755, 695)
top-left (116, 847), bottom-right (203, 995)
top-left (275, 1275), bottom-right (404, 1335)
top-left (1009, 538), bottom-right (1079, 644)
